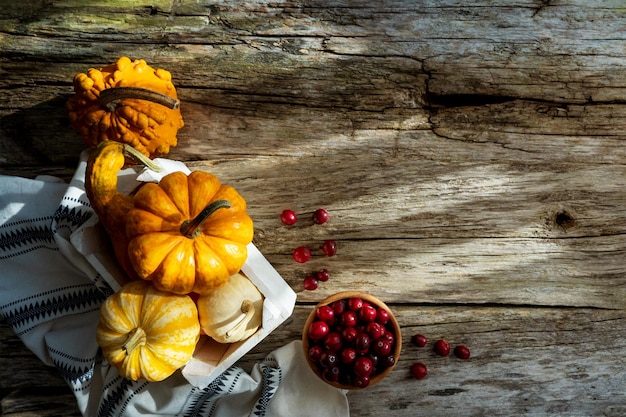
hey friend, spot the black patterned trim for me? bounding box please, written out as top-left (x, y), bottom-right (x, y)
top-left (0, 284), bottom-right (106, 335)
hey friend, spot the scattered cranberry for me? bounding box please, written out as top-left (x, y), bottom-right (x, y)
top-left (316, 268), bottom-right (330, 282)
top-left (303, 274), bottom-right (318, 290)
top-left (316, 305), bottom-right (335, 323)
top-left (454, 345), bottom-right (471, 360)
top-left (410, 362), bottom-right (428, 380)
top-left (322, 239), bottom-right (337, 256)
top-left (412, 334), bottom-right (428, 348)
top-left (313, 208), bottom-right (329, 224)
top-left (293, 246), bottom-right (311, 263)
top-left (280, 209), bottom-right (297, 225)
top-left (434, 339), bottom-right (451, 357)
top-left (308, 321), bottom-right (329, 340)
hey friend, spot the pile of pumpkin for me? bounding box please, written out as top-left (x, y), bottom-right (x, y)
top-left (67, 57), bottom-right (264, 382)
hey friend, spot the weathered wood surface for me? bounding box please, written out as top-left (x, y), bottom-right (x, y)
top-left (1, 1), bottom-right (625, 416)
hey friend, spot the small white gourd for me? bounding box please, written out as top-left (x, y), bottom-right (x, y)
top-left (197, 272), bottom-right (264, 343)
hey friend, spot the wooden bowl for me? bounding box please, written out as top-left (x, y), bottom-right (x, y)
top-left (302, 291), bottom-right (402, 390)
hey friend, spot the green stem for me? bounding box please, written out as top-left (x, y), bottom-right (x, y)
top-left (122, 143), bottom-right (163, 172)
top-left (180, 199), bottom-right (232, 238)
top-left (122, 327), bottom-right (147, 354)
top-left (98, 86), bottom-right (180, 112)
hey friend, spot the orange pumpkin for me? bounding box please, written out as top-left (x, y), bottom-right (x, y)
top-left (67, 56), bottom-right (184, 158)
top-left (126, 170), bottom-right (254, 295)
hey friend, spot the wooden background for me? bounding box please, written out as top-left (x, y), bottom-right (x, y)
top-left (1, 1), bottom-right (625, 416)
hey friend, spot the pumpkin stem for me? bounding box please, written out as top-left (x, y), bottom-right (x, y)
top-left (224, 299), bottom-right (256, 341)
top-left (180, 199), bottom-right (232, 238)
top-left (122, 143), bottom-right (163, 172)
top-left (98, 86), bottom-right (180, 112)
top-left (122, 327), bottom-right (147, 355)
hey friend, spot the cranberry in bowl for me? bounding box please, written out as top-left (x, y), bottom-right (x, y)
top-left (302, 291), bottom-right (402, 390)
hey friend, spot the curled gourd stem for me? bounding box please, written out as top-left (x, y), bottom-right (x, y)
top-left (224, 300), bottom-right (256, 340)
top-left (122, 143), bottom-right (163, 172)
top-left (122, 327), bottom-right (147, 354)
top-left (98, 86), bottom-right (180, 112)
top-left (180, 199), bottom-right (232, 238)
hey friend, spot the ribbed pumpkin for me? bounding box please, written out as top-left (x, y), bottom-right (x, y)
top-left (67, 56), bottom-right (184, 158)
top-left (126, 170), bottom-right (254, 295)
top-left (96, 280), bottom-right (200, 382)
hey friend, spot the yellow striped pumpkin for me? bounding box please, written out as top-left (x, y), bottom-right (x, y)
top-left (96, 280), bottom-right (200, 382)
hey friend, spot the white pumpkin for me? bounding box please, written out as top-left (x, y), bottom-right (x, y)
top-left (197, 272), bottom-right (264, 343)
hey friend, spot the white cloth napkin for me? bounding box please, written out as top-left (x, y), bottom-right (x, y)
top-left (0, 150), bottom-right (349, 417)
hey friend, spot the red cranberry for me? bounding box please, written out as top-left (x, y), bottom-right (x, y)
top-left (316, 305), bottom-right (335, 323)
top-left (348, 297), bottom-right (364, 311)
top-left (308, 345), bottom-right (323, 363)
top-left (354, 356), bottom-right (374, 377)
top-left (355, 332), bottom-right (371, 354)
top-left (380, 355), bottom-right (396, 369)
top-left (293, 246), bottom-right (311, 263)
top-left (316, 268), bottom-right (330, 282)
top-left (373, 339), bottom-right (392, 356)
top-left (359, 305), bottom-right (377, 322)
top-left (434, 339), bottom-right (451, 357)
top-left (354, 375), bottom-right (370, 388)
top-left (320, 350), bottom-right (338, 368)
top-left (308, 321), bottom-right (329, 340)
top-left (410, 362), bottom-right (428, 380)
top-left (322, 240), bottom-right (337, 256)
top-left (313, 208), bottom-right (329, 224)
top-left (375, 308), bottom-right (390, 325)
top-left (331, 299), bottom-right (346, 315)
top-left (368, 353), bottom-right (379, 367)
top-left (324, 332), bottom-right (343, 352)
top-left (341, 310), bottom-right (358, 327)
top-left (454, 345), bottom-right (471, 359)
top-left (341, 326), bottom-right (358, 343)
top-left (381, 330), bottom-right (395, 345)
top-left (366, 322), bottom-right (386, 340)
top-left (323, 366), bottom-right (341, 382)
top-left (340, 347), bottom-right (357, 364)
top-left (280, 209), bottom-right (297, 225)
top-left (303, 275), bottom-right (318, 290)
top-left (412, 334), bottom-right (427, 347)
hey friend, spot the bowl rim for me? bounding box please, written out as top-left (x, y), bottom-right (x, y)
top-left (301, 291), bottom-right (402, 390)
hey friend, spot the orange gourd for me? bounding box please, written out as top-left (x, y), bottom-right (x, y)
top-left (84, 140), bottom-right (160, 281)
top-left (126, 170), bottom-right (254, 295)
top-left (67, 56), bottom-right (184, 158)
